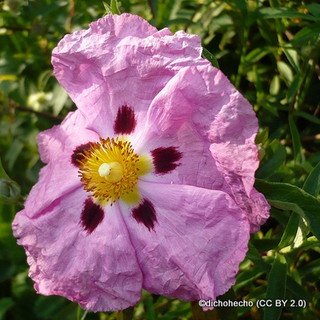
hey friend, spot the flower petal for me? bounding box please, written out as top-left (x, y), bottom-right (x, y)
top-left (13, 188), bottom-right (143, 312)
top-left (38, 110), bottom-right (99, 164)
top-left (121, 180), bottom-right (250, 301)
top-left (135, 65), bottom-right (269, 232)
top-left (28, 111), bottom-right (99, 218)
top-left (52, 14), bottom-right (210, 138)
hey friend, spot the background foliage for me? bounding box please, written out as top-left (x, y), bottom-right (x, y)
top-left (1, 0), bottom-right (320, 319)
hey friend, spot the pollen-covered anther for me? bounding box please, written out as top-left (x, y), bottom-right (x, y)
top-left (77, 137), bottom-right (150, 205)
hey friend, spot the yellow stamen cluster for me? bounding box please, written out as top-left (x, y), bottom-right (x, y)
top-left (77, 137), bottom-right (151, 206)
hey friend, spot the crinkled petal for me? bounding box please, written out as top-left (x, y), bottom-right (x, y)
top-left (121, 181), bottom-right (250, 300)
top-left (135, 65), bottom-right (269, 231)
top-left (38, 110), bottom-right (99, 164)
top-left (52, 14), bottom-right (210, 138)
top-left (27, 111), bottom-right (99, 218)
top-left (13, 187), bottom-right (142, 312)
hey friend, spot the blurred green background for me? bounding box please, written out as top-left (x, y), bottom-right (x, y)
top-left (1, 0), bottom-right (320, 319)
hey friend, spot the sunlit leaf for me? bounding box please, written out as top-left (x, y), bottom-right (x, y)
top-left (255, 179), bottom-right (320, 240)
top-left (202, 48), bottom-right (219, 69)
top-left (264, 254), bottom-right (287, 320)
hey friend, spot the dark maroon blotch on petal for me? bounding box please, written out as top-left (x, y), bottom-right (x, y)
top-left (151, 147), bottom-right (182, 174)
top-left (71, 143), bottom-right (92, 167)
top-left (81, 198), bottom-right (104, 233)
top-left (113, 105), bottom-right (137, 134)
top-left (132, 199), bottom-right (157, 231)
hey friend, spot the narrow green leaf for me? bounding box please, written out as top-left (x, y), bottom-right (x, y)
top-left (286, 74), bottom-right (303, 102)
top-left (251, 239), bottom-right (279, 252)
top-left (256, 142), bottom-right (286, 179)
top-left (286, 275), bottom-right (312, 302)
top-left (293, 236), bottom-right (320, 251)
top-left (246, 241), bottom-right (261, 261)
top-left (295, 111), bottom-right (320, 125)
top-left (143, 295), bottom-right (156, 320)
top-left (244, 47), bottom-right (271, 64)
top-left (277, 212), bottom-right (300, 250)
top-left (234, 265), bottom-right (265, 291)
top-left (258, 7), bottom-right (318, 21)
top-left (291, 22), bottom-right (320, 45)
top-left (302, 161), bottom-right (320, 196)
top-left (292, 161), bottom-right (320, 247)
top-left (202, 48), bottom-right (219, 69)
top-left (111, 0), bottom-right (121, 15)
top-left (288, 115), bottom-right (305, 164)
top-left (283, 48), bottom-right (300, 73)
top-left (254, 179), bottom-right (320, 240)
top-left (299, 258), bottom-right (320, 277)
top-left (103, 0), bottom-right (121, 15)
top-left (264, 254), bottom-right (287, 320)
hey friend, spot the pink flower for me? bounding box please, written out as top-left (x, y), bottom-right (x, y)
top-left (12, 14), bottom-right (270, 312)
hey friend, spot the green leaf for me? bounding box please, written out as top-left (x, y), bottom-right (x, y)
top-left (286, 74), bottom-right (303, 102)
top-left (52, 84), bottom-right (69, 116)
top-left (0, 158), bottom-right (20, 204)
top-left (292, 161), bottom-right (320, 247)
top-left (288, 115), bottom-right (305, 164)
top-left (234, 265), bottom-right (266, 291)
top-left (291, 22), bottom-right (320, 45)
top-left (277, 212), bottom-right (300, 250)
top-left (5, 139), bottom-right (24, 171)
top-left (306, 3), bottom-right (320, 17)
top-left (256, 141), bottom-right (286, 179)
top-left (0, 298), bottom-right (15, 320)
top-left (286, 275), bottom-right (311, 302)
top-left (258, 7), bottom-right (318, 21)
top-left (202, 48), bottom-right (219, 69)
top-left (254, 179), bottom-right (320, 241)
top-left (283, 48), bottom-right (300, 73)
top-left (264, 254), bottom-right (287, 320)
top-left (103, 0), bottom-right (121, 15)
top-left (244, 47), bottom-right (271, 64)
top-left (270, 75), bottom-right (280, 95)
top-left (303, 161), bottom-right (320, 196)
top-left (247, 241), bottom-right (262, 261)
top-left (277, 61), bottom-right (293, 85)
top-left (295, 111), bottom-right (320, 125)
top-left (299, 258), bottom-right (320, 277)
top-left (255, 127), bottom-right (269, 145)
top-left (0, 158), bottom-right (11, 181)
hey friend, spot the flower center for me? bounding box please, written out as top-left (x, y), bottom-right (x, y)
top-left (77, 137), bottom-right (150, 205)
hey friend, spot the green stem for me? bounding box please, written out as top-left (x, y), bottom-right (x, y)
top-left (297, 58), bottom-right (317, 111)
top-left (80, 310), bottom-right (88, 320)
top-left (77, 306), bottom-right (81, 320)
top-left (235, 28), bottom-right (248, 89)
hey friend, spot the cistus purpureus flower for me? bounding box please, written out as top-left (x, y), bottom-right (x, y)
top-left (12, 14), bottom-right (270, 312)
